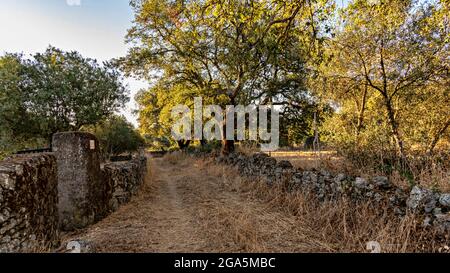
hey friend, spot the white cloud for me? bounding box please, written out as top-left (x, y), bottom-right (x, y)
top-left (66, 0), bottom-right (81, 6)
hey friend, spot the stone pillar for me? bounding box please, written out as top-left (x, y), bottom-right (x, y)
top-left (52, 132), bottom-right (107, 231)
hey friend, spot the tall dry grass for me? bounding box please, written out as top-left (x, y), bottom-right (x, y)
top-left (269, 150), bottom-right (449, 192)
top-left (199, 157), bottom-right (449, 253)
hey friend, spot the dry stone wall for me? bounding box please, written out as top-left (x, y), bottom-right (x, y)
top-left (0, 154), bottom-right (59, 253)
top-left (214, 152), bottom-right (450, 235)
top-left (52, 132), bottom-right (148, 231)
top-left (0, 132), bottom-right (149, 252)
top-left (102, 156), bottom-right (147, 212)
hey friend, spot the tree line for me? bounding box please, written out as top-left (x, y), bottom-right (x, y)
top-left (0, 47), bottom-right (142, 159)
top-left (1, 0), bottom-right (448, 166)
top-left (122, 0), bottom-right (448, 161)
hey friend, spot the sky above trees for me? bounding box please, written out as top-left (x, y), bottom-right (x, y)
top-left (0, 0), bottom-right (148, 126)
top-left (0, 0), bottom-right (353, 127)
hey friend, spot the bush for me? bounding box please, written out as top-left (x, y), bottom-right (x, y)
top-left (0, 131), bottom-right (48, 160)
top-left (83, 115), bottom-right (145, 158)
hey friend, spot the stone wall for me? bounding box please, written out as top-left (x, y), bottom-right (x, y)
top-left (102, 156), bottom-right (147, 212)
top-left (215, 152), bottom-right (450, 235)
top-left (52, 132), bottom-right (148, 231)
top-left (52, 132), bottom-right (108, 231)
top-left (0, 154), bottom-right (59, 253)
top-left (0, 131), bottom-right (149, 252)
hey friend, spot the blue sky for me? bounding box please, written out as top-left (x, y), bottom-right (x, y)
top-left (0, 0), bottom-right (147, 126)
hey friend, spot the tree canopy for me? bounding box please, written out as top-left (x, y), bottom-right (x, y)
top-left (121, 0), bottom-right (335, 152)
top-left (0, 46), bottom-right (129, 149)
top-left (83, 115), bottom-right (145, 157)
top-left (317, 0), bottom-right (449, 160)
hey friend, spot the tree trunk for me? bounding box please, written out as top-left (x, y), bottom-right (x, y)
top-left (384, 98), bottom-right (408, 169)
top-left (356, 83), bottom-right (368, 135)
top-left (221, 140), bottom-right (235, 155)
top-left (221, 97), bottom-right (236, 155)
top-left (177, 140), bottom-right (191, 150)
top-left (427, 119), bottom-right (450, 154)
top-left (221, 115), bottom-right (235, 155)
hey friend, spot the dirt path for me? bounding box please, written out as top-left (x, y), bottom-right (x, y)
top-left (63, 154), bottom-right (324, 253)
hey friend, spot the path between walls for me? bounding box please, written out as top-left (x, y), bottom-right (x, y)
top-left (62, 156), bottom-right (323, 253)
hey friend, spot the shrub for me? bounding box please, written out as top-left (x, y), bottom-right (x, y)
top-left (83, 115), bottom-right (144, 158)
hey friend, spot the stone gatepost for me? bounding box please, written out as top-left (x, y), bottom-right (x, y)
top-left (52, 132), bottom-right (108, 231)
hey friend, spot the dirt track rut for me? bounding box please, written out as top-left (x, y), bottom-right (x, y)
top-left (63, 156), bottom-right (319, 253)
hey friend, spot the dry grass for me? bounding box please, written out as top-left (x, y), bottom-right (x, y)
top-left (413, 161), bottom-right (450, 192)
top-left (269, 150), bottom-right (449, 192)
top-left (197, 157), bottom-right (449, 253)
top-left (163, 151), bottom-right (187, 165)
top-left (269, 150), bottom-right (352, 172)
top-left (62, 153), bottom-right (448, 253)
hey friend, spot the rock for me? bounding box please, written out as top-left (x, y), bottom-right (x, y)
top-left (0, 213), bottom-right (6, 224)
top-left (389, 188), bottom-right (408, 207)
top-left (290, 172), bottom-right (303, 190)
top-left (14, 165), bottom-right (23, 176)
top-left (334, 173), bottom-right (347, 183)
top-left (277, 160), bottom-right (293, 169)
top-left (394, 207), bottom-right (405, 216)
top-left (274, 161), bottom-right (293, 181)
top-left (254, 152), bottom-right (269, 158)
top-left (263, 157), bottom-right (277, 167)
top-left (66, 240), bottom-right (96, 253)
top-left (1, 235), bottom-right (11, 244)
top-left (320, 170), bottom-right (332, 181)
top-left (354, 177), bottom-right (369, 190)
top-left (407, 186), bottom-right (424, 210)
top-left (302, 171), bottom-right (318, 185)
top-left (372, 176), bottom-right (391, 189)
top-left (103, 156), bottom-right (147, 214)
top-left (424, 200), bottom-right (438, 213)
top-left (250, 153), bottom-right (269, 164)
top-left (422, 216), bottom-right (432, 227)
top-left (433, 208), bottom-right (443, 216)
top-left (406, 186), bottom-right (438, 213)
top-left (438, 245), bottom-right (450, 253)
top-left (0, 173), bottom-right (15, 190)
top-left (374, 193), bottom-right (383, 202)
top-left (439, 194), bottom-right (450, 208)
top-left (434, 213), bottom-right (450, 234)
top-left (53, 132), bottom-right (104, 231)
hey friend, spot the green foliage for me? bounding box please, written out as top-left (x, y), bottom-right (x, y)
top-left (280, 102), bottom-right (334, 147)
top-left (0, 47), bottom-right (129, 157)
top-left (0, 54), bottom-right (41, 139)
top-left (0, 133), bottom-right (48, 160)
top-left (0, 46), bottom-right (129, 144)
top-left (316, 0), bottom-right (449, 159)
top-left (185, 141), bottom-right (222, 154)
top-left (25, 47), bottom-right (129, 137)
top-left (123, 0), bottom-right (335, 150)
top-left (83, 115), bottom-right (145, 157)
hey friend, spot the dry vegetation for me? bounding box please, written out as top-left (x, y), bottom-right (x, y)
top-left (64, 153), bottom-right (449, 253)
top-left (268, 150), bottom-right (449, 192)
top-left (198, 156), bottom-right (448, 253)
